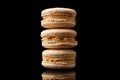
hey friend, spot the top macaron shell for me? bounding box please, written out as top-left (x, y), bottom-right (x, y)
top-left (41, 29), bottom-right (77, 37)
top-left (41, 7), bottom-right (76, 17)
top-left (42, 49), bottom-right (76, 57)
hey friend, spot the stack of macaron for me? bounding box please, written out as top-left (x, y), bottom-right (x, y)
top-left (40, 7), bottom-right (78, 69)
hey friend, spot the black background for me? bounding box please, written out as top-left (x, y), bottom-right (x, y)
top-left (0, 0), bottom-right (114, 79)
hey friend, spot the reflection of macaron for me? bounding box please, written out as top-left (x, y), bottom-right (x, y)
top-left (42, 70), bottom-right (75, 80)
top-left (41, 49), bottom-right (76, 69)
top-left (40, 29), bottom-right (78, 48)
top-left (41, 7), bottom-right (76, 29)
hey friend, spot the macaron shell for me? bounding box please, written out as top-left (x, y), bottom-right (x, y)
top-left (41, 29), bottom-right (77, 37)
top-left (42, 62), bottom-right (75, 69)
top-left (41, 21), bottom-right (75, 29)
top-left (42, 49), bottom-right (76, 56)
top-left (41, 7), bottom-right (76, 17)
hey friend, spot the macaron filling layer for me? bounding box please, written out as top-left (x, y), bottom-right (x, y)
top-left (41, 19), bottom-right (75, 22)
top-left (42, 11), bottom-right (76, 16)
top-left (41, 36), bottom-right (77, 44)
top-left (42, 16), bottom-right (75, 22)
top-left (43, 15), bottom-right (75, 19)
top-left (42, 56), bottom-right (75, 65)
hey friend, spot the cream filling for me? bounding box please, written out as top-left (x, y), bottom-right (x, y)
top-left (42, 12), bottom-right (76, 17)
top-left (43, 15), bottom-right (74, 19)
top-left (42, 16), bottom-right (75, 22)
top-left (41, 19), bottom-right (75, 22)
top-left (41, 37), bottom-right (76, 43)
top-left (42, 57), bottom-right (75, 64)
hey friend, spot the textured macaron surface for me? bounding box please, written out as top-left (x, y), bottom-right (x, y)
top-left (41, 7), bottom-right (76, 17)
top-left (42, 49), bottom-right (76, 56)
top-left (41, 29), bottom-right (77, 37)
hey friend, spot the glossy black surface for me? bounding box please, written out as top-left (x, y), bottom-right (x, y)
top-left (41, 70), bottom-right (76, 80)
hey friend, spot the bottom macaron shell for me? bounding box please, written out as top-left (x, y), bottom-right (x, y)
top-left (42, 42), bottom-right (78, 48)
top-left (42, 62), bottom-right (75, 69)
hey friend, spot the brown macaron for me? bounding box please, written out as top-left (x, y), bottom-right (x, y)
top-left (41, 49), bottom-right (76, 69)
top-left (40, 29), bottom-right (78, 48)
top-left (41, 7), bottom-right (76, 29)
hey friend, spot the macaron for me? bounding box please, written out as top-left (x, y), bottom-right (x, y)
top-left (42, 70), bottom-right (75, 80)
top-left (41, 49), bottom-right (76, 69)
top-left (41, 7), bottom-right (76, 29)
top-left (40, 29), bottom-right (78, 48)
